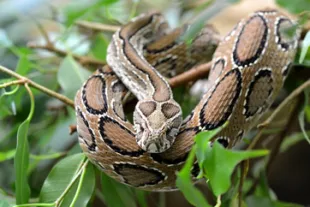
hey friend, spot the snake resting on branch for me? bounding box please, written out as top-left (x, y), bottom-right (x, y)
top-left (75, 9), bottom-right (300, 191)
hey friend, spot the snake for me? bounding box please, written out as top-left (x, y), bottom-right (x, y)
top-left (74, 9), bottom-right (300, 191)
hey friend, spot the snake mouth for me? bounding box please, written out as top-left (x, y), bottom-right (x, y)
top-left (146, 142), bottom-right (160, 153)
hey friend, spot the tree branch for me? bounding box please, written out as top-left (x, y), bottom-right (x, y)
top-left (258, 79), bottom-right (310, 129)
top-left (168, 62), bottom-right (211, 87)
top-left (76, 20), bottom-right (120, 32)
top-left (27, 42), bottom-right (105, 67)
top-left (0, 65), bottom-right (74, 108)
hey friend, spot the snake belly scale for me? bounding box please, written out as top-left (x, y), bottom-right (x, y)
top-left (75, 9), bottom-right (300, 191)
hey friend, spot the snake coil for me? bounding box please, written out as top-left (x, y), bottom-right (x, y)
top-left (75, 9), bottom-right (300, 191)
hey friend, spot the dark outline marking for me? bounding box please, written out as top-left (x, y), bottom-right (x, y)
top-left (113, 163), bottom-right (165, 187)
top-left (276, 18), bottom-right (296, 51)
top-left (82, 75), bottom-right (108, 115)
top-left (199, 68), bottom-right (242, 130)
top-left (99, 116), bottom-right (144, 157)
top-left (150, 127), bottom-right (199, 165)
top-left (282, 62), bottom-right (292, 77)
top-left (233, 14), bottom-right (268, 67)
top-left (244, 69), bottom-right (273, 118)
top-left (77, 108), bottom-right (96, 151)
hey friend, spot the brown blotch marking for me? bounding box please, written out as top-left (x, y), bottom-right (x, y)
top-left (139, 101), bottom-right (157, 117)
top-left (113, 163), bottom-right (165, 187)
top-left (145, 28), bottom-right (182, 53)
top-left (209, 58), bottom-right (225, 81)
top-left (99, 116), bottom-right (143, 156)
top-left (233, 15), bottom-right (268, 66)
top-left (161, 102), bottom-right (180, 119)
top-left (112, 101), bottom-right (126, 121)
top-left (83, 76), bottom-right (107, 114)
top-left (150, 128), bottom-right (197, 164)
top-left (119, 14), bottom-right (171, 102)
top-left (152, 81), bottom-right (171, 102)
top-left (200, 69), bottom-right (242, 129)
top-left (76, 109), bottom-right (96, 151)
top-left (276, 18), bottom-right (296, 50)
top-left (244, 69), bottom-right (273, 118)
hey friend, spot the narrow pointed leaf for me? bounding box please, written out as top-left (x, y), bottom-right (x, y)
top-left (39, 153), bottom-right (85, 203)
top-left (14, 86), bottom-right (34, 204)
top-left (57, 56), bottom-right (91, 99)
top-left (176, 147), bottom-right (211, 207)
top-left (298, 90), bottom-right (310, 144)
top-left (101, 172), bottom-right (136, 207)
top-left (203, 142), bottom-right (268, 196)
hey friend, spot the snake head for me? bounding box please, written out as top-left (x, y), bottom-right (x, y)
top-left (134, 99), bottom-right (182, 153)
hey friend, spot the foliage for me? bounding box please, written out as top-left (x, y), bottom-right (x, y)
top-left (0, 0), bottom-right (309, 207)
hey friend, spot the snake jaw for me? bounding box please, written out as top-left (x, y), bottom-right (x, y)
top-left (135, 121), bottom-right (174, 153)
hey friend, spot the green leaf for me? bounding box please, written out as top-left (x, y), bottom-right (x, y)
top-left (14, 117), bottom-right (31, 205)
top-left (181, 0), bottom-right (237, 44)
top-left (195, 129), bottom-right (223, 174)
top-left (254, 172), bottom-right (273, 199)
top-left (305, 105), bottom-right (310, 122)
top-left (57, 56), bottom-right (91, 99)
top-left (0, 200), bottom-right (11, 207)
top-left (63, 0), bottom-right (117, 26)
top-left (0, 86), bottom-right (20, 118)
top-left (276, 0), bottom-right (310, 14)
top-left (14, 86), bottom-right (35, 204)
top-left (280, 131), bottom-right (310, 152)
top-left (39, 153), bottom-right (85, 203)
top-left (198, 139), bottom-right (268, 196)
top-left (101, 172), bottom-right (137, 207)
top-left (176, 146), bottom-right (211, 207)
top-left (90, 34), bottom-right (109, 60)
top-left (298, 89), bottom-right (310, 144)
top-left (30, 152), bottom-right (65, 161)
top-left (0, 149), bottom-right (15, 162)
top-left (273, 201), bottom-right (303, 207)
top-left (105, 0), bottom-right (131, 24)
top-left (15, 55), bottom-right (31, 76)
top-left (60, 162), bottom-right (95, 207)
top-left (246, 195), bottom-right (303, 207)
top-left (245, 196), bottom-right (274, 207)
top-left (134, 190), bottom-right (148, 207)
top-left (299, 31), bottom-right (310, 64)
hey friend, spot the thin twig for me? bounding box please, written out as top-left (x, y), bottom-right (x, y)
top-left (0, 80), bottom-right (25, 89)
top-left (0, 65), bottom-right (74, 108)
top-left (258, 79), bottom-right (310, 129)
top-left (266, 99), bottom-right (301, 174)
top-left (168, 62), bottom-right (211, 87)
top-left (245, 98), bottom-right (300, 196)
top-left (32, 18), bottom-right (53, 47)
top-left (76, 20), bottom-right (120, 32)
top-left (27, 43), bottom-right (105, 67)
top-left (243, 80), bottom-right (310, 196)
top-left (238, 161), bottom-right (248, 207)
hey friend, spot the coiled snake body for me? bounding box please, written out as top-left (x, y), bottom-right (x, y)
top-left (75, 9), bottom-right (299, 191)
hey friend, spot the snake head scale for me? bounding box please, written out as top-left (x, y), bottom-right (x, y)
top-left (134, 99), bottom-right (182, 153)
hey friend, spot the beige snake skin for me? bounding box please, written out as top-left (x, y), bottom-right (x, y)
top-left (75, 9), bottom-right (300, 191)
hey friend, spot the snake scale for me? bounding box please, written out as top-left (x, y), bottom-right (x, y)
top-left (75, 9), bottom-right (300, 191)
